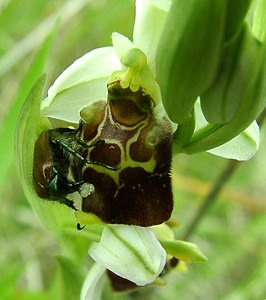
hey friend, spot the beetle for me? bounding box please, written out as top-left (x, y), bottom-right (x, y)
top-left (33, 126), bottom-right (116, 210)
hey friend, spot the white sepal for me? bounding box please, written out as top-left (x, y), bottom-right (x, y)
top-left (89, 224), bottom-right (166, 286)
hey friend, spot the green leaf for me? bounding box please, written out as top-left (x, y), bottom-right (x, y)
top-left (49, 256), bottom-right (84, 300)
top-left (160, 240), bottom-right (208, 263)
top-left (0, 264), bottom-right (24, 299)
top-left (182, 43), bottom-right (266, 154)
top-left (0, 24), bottom-right (56, 191)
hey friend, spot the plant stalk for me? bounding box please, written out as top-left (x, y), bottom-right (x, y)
top-left (182, 106), bottom-right (266, 240)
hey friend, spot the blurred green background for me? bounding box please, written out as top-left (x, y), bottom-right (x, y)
top-left (0, 0), bottom-right (266, 299)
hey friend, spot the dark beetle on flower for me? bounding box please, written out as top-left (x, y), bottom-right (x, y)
top-left (32, 126), bottom-right (115, 210)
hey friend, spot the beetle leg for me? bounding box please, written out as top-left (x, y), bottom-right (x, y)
top-left (59, 197), bottom-right (77, 211)
top-left (55, 138), bottom-right (119, 171)
top-left (85, 159), bottom-right (119, 171)
top-left (67, 180), bottom-right (85, 188)
top-left (55, 139), bottom-right (87, 162)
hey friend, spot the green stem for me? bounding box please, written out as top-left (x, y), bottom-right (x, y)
top-left (182, 106), bottom-right (266, 240)
top-left (182, 159), bottom-right (239, 240)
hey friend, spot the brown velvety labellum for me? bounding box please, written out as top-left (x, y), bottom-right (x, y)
top-left (107, 257), bottom-right (179, 291)
top-left (106, 270), bottom-right (138, 292)
top-left (80, 81), bottom-right (173, 226)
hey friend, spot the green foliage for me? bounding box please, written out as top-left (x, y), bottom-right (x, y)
top-left (48, 256), bottom-right (84, 300)
top-left (0, 24), bottom-right (55, 189)
top-left (224, 0), bottom-right (252, 40)
top-left (157, 0), bottom-right (265, 155)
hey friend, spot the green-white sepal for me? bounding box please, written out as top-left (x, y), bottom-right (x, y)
top-left (41, 47), bottom-right (121, 123)
top-left (80, 263), bottom-right (106, 300)
top-left (207, 121), bottom-right (260, 160)
top-left (177, 101), bottom-right (261, 160)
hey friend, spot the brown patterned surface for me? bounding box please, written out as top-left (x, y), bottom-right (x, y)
top-left (79, 82), bottom-right (173, 226)
top-left (33, 81), bottom-right (173, 226)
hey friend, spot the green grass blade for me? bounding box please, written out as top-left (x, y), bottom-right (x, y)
top-left (0, 25), bottom-right (56, 190)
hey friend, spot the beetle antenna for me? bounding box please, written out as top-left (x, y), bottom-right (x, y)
top-left (85, 158), bottom-right (119, 170)
top-left (60, 198), bottom-right (77, 211)
top-left (76, 139), bottom-right (105, 148)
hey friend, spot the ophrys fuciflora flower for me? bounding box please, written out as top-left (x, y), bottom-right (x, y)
top-left (17, 1), bottom-right (208, 296)
top-left (33, 77), bottom-right (173, 226)
top-left (78, 79), bottom-right (173, 226)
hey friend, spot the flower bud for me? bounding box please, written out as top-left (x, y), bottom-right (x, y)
top-left (156, 0), bottom-right (227, 123)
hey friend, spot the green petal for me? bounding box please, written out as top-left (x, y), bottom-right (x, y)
top-left (133, 0), bottom-right (170, 70)
top-left (160, 240), bottom-right (208, 263)
top-left (89, 225), bottom-right (166, 286)
top-left (207, 121), bottom-right (260, 161)
top-left (151, 223), bottom-right (175, 241)
top-left (42, 47), bottom-right (121, 123)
